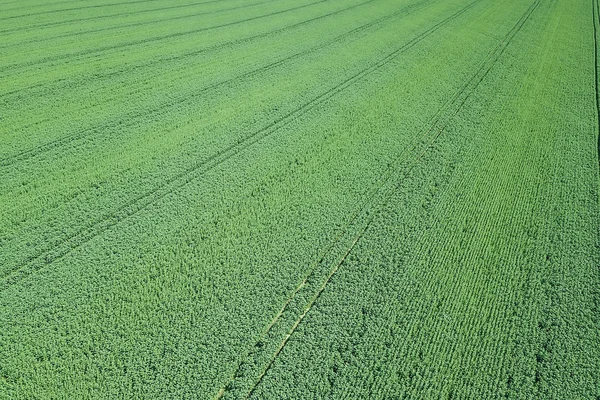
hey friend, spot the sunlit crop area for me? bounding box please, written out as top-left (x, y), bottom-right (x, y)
top-left (0, 0), bottom-right (598, 398)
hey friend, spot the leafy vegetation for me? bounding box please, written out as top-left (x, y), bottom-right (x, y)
top-left (0, 0), bottom-right (598, 398)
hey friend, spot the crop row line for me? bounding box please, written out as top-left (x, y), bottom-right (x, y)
top-left (225, 0), bottom-right (543, 397)
top-left (0, 0), bottom-right (328, 74)
top-left (0, 0), bottom-right (234, 34)
top-left (0, 0), bottom-right (415, 169)
top-left (0, 0), bottom-right (369, 100)
top-left (0, 0), bottom-right (206, 21)
top-left (0, 0), bottom-right (277, 48)
top-left (0, 0), bottom-right (467, 291)
top-left (427, 14), bottom-right (563, 390)
top-left (399, 45), bottom-right (558, 397)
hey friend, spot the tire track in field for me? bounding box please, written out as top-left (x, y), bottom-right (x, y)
top-left (0, 0), bottom-right (328, 74)
top-left (245, 0), bottom-right (542, 395)
top-left (0, 0), bottom-right (413, 168)
top-left (0, 0), bottom-right (377, 170)
top-left (212, 0), bottom-right (494, 394)
top-left (0, 0), bottom-right (477, 291)
top-left (0, 0), bottom-right (370, 99)
top-left (214, 1), bottom-right (542, 397)
top-left (0, 0), bottom-right (201, 21)
top-left (0, 0), bottom-right (271, 45)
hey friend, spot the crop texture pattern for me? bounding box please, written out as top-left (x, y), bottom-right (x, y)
top-left (0, 0), bottom-right (598, 398)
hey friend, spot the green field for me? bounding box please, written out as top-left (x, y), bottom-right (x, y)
top-left (1, 0), bottom-right (599, 398)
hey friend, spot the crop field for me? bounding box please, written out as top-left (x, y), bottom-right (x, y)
top-left (0, 0), bottom-right (599, 398)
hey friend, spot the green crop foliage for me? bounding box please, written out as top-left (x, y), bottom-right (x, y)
top-left (0, 0), bottom-right (598, 398)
